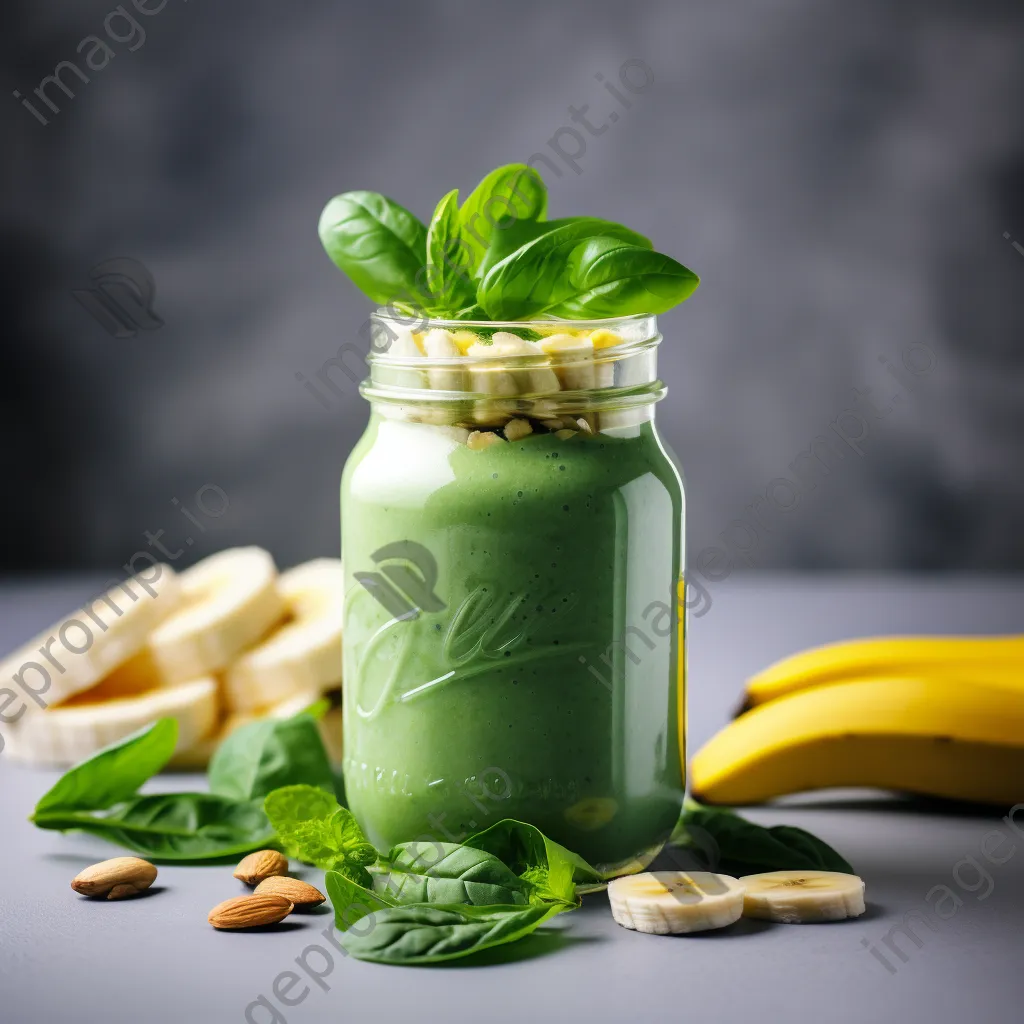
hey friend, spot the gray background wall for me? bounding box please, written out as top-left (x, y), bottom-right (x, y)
top-left (3, 0), bottom-right (1023, 576)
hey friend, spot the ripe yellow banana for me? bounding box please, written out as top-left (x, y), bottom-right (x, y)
top-left (740, 634), bottom-right (1024, 711)
top-left (691, 676), bottom-right (1024, 806)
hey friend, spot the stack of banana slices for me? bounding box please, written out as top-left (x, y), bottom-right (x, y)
top-left (690, 634), bottom-right (1024, 806)
top-left (1, 548), bottom-right (343, 769)
top-left (608, 868), bottom-right (866, 934)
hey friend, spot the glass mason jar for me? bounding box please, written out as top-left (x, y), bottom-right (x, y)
top-left (341, 312), bottom-right (685, 876)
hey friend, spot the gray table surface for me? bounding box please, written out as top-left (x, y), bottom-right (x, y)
top-left (1, 575), bottom-right (1023, 1024)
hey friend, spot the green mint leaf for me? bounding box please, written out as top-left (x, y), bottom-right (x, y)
top-left (672, 803), bottom-right (854, 875)
top-left (373, 842), bottom-right (529, 907)
top-left (32, 718), bottom-right (178, 818)
top-left (477, 218), bottom-right (652, 320)
top-left (458, 164), bottom-right (547, 276)
top-left (208, 713), bottom-right (334, 801)
top-left (546, 236), bottom-right (700, 318)
top-left (338, 903), bottom-right (566, 965)
top-left (33, 792), bottom-right (273, 861)
top-left (318, 191), bottom-right (428, 307)
top-left (426, 188), bottom-right (475, 313)
top-left (263, 784), bottom-right (378, 873)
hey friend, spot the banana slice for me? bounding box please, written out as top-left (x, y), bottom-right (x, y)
top-left (608, 871), bottom-right (745, 934)
top-left (0, 566), bottom-right (180, 717)
top-left (7, 675), bottom-right (217, 768)
top-left (739, 870), bottom-right (865, 923)
top-left (223, 559), bottom-right (343, 713)
top-left (149, 547), bottom-right (285, 683)
top-left (538, 333), bottom-right (596, 391)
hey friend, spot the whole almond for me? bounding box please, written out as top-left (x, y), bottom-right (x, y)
top-left (208, 893), bottom-right (294, 930)
top-left (254, 876), bottom-right (326, 907)
top-left (71, 857), bottom-right (157, 900)
top-left (233, 849), bottom-right (288, 886)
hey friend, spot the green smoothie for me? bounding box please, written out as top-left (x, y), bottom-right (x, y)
top-left (341, 414), bottom-right (684, 871)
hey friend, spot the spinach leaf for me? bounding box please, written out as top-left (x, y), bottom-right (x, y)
top-left (426, 189), bottom-right (475, 312)
top-left (33, 792), bottom-right (273, 861)
top-left (458, 163), bottom-right (547, 275)
top-left (671, 803), bottom-right (854, 875)
top-left (463, 818), bottom-right (600, 903)
top-left (33, 719), bottom-right (178, 816)
top-left (477, 219), bottom-right (652, 320)
top-left (208, 714), bottom-right (334, 801)
top-left (263, 784), bottom-right (378, 883)
top-left (338, 903), bottom-right (565, 965)
top-left (548, 236), bottom-right (700, 318)
top-left (318, 191), bottom-right (428, 307)
top-left (374, 842), bottom-right (529, 906)
top-left (326, 869), bottom-right (396, 932)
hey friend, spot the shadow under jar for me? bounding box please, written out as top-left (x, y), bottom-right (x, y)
top-left (341, 312), bottom-right (685, 876)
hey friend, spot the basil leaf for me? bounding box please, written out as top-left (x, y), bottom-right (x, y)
top-left (458, 163), bottom-right (547, 275)
top-left (33, 793), bottom-right (273, 861)
top-left (547, 236), bottom-right (700, 318)
top-left (425, 188), bottom-right (475, 313)
top-left (326, 869), bottom-right (396, 932)
top-left (672, 804), bottom-right (854, 875)
top-left (475, 216), bottom-right (644, 284)
top-left (374, 842), bottom-right (529, 906)
top-left (318, 191), bottom-right (428, 307)
top-left (477, 219), bottom-right (652, 320)
top-left (33, 719), bottom-right (178, 816)
top-left (209, 714), bottom-right (334, 801)
top-left (263, 784), bottom-right (377, 881)
top-left (463, 818), bottom-right (600, 902)
top-left (338, 903), bottom-right (565, 965)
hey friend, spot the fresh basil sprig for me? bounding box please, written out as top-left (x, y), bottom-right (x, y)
top-left (671, 802), bottom-right (854, 875)
top-left (318, 162), bottom-right (699, 320)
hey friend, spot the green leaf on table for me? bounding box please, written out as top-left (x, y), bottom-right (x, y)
top-left (33, 719), bottom-right (178, 817)
top-left (546, 236), bottom-right (700, 318)
top-left (458, 163), bottom-right (547, 276)
top-left (318, 191), bottom-right (428, 307)
top-left (671, 803), bottom-right (854, 875)
top-left (338, 902), bottom-right (566, 965)
top-left (263, 784), bottom-right (377, 883)
top-left (477, 218), bottom-right (652, 320)
top-left (464, 818), bottom-right (600, 904)
top-left (373, 841), bottom-right (530, 907)
top-left (326, 869), bottom-right (396, 932)
top-left (208, 713), bottom-right (334, 801)
top-left (426, 188), bottom-right (475, 312)
top-left (33, 792), bottom-right (274, 861)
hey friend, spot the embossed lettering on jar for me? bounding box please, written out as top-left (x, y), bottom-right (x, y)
top-left (341, 313), bottom-right (685, 875)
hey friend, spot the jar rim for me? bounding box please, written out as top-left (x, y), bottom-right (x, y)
top-left (370, 309), bottom-right (658, 335)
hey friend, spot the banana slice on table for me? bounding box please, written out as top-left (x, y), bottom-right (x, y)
top-left (149, 547), bottom-right (285, 683)
top-left (6, 674), bottom-right (217, 768)
top-left (608, 871), bottom-right (745, 934)
top-left (224, 559), bottom-right (343, 713)
top-left (739, 870), bottom-right (866, 923)
top-left (0, 566), bottom-right (180, 716)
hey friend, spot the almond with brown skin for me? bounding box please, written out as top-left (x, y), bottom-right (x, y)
top-left (208, 893), bottom-right (294, 930)
top-left (233, 849), bottom-right (288, 886)
top-left (71, 857), bottom-right (157, 900)
top-left (254, 876), bottom-right (326, 907)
